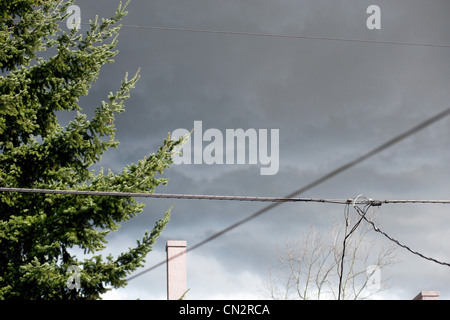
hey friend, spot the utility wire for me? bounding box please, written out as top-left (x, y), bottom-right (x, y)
top-left (8, 187), bottom-right (450, 280)
top-left (338, 194), bottom-right (450, 299)
top-left (0, 187), bottom-right (351, 204)
top-left (2, 108), bottom-right (450, 281)
top-left (125, 107), bottom-right (450, 281)
top-left (4, 187), bottom-right (450, 205)
top-left (119, 24), bottom-right (450, 49)
top-left (3, 19), bottom-right (450, 49)
top-left (338, 202), bottom-right (371, 300)
top-left (354, 200), bottom-right (450, 268)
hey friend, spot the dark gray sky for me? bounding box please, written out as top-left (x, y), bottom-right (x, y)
top-left (69, 0), bottom-right (450, 299)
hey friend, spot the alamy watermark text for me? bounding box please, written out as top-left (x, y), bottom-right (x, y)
top-left (172, 121), bottom-right (279, 175)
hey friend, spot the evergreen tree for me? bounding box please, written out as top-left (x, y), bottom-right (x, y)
top-left (0, 0), bottom-right (183, 299)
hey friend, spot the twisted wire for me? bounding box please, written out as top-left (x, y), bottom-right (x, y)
top-left (353, 198), bottom-right (450, 268)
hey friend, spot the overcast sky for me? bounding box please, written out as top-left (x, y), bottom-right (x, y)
top-left (67, 0), bottom-right (450, 299)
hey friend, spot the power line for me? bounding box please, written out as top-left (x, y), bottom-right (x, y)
top-left (0, 187), bottom-right (349, 204)
top-left (380, 200), bottom-right (450, 204)
top-left (4, 107), bottom-right (450, 281)
top-left (4, 187), bottom-right (450, 205)
top-left (353, 199), bottom-right (450, 269)
top-left (338, 202), bottom-right (371, 300)
top-left (336, 197), bottom-right (450, 300)
top-left (119, 24), bottom-right (450, 49)
top-left (2, 107), bottom-right (450, 282)
top-left (4, 19), bottom-right (450, 49)
top-left (125, 106), bottom-right (450, 281)
top-left (2, 105), bottom-right (450, 283)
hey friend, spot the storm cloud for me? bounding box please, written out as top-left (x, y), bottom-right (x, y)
top-left (67, 0), bottom-right (450, 299)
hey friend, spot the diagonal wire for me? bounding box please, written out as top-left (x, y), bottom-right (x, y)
top-left (338, 202), bottom-right (372, 300)
top-left (354, 203), bottom-right (450, 268)
top-left (120, 25), bottom-right (450, 49)
top-left (3, 19), bottom-right (450, 49)
top-left (126, 106), bottom-right (450, 281)
top-left (340, 193), bottom-right (450, 300)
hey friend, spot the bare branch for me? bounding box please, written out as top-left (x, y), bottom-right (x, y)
top-left (262, 211), bottom-right (399, 300)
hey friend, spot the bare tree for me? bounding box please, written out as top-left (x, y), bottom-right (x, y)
top-left (263, 208), bottom-right (398, 300)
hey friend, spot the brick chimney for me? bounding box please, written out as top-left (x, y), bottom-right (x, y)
top-left (413, 291), bottom-right (440, 300)
top-left (166, 240), bottom-right (187, 300)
